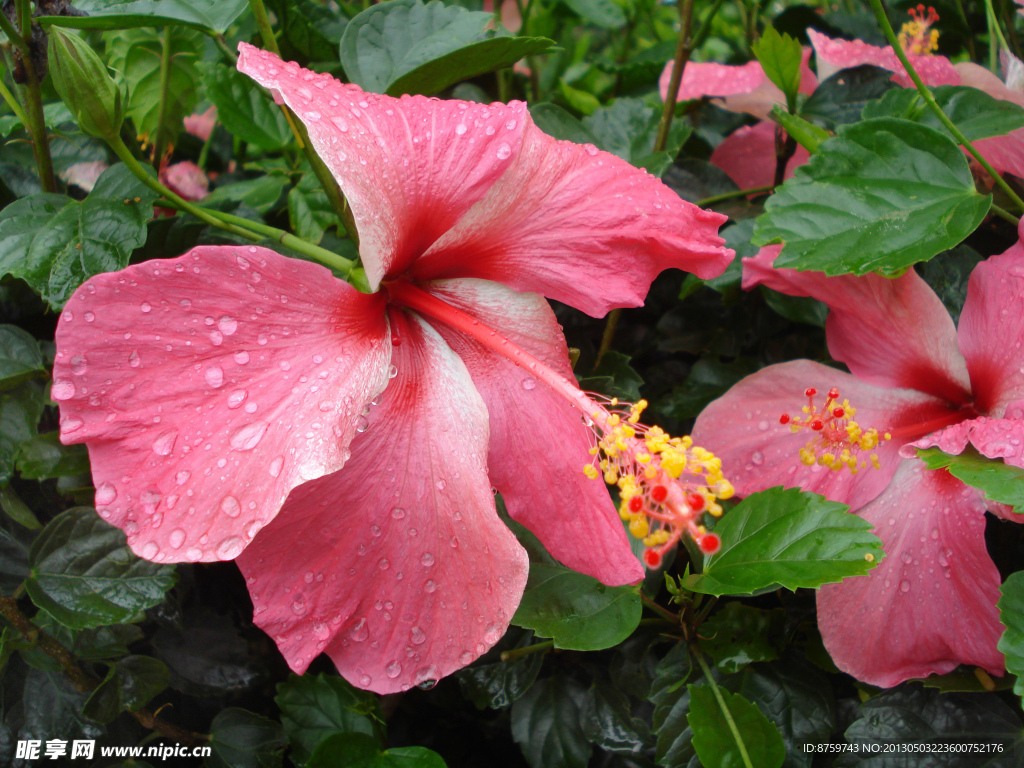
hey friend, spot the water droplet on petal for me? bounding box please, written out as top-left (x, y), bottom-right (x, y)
top-left (349, 618), bottom-right (368, 641)
top-left (455, 123), bottom-right (467, 135)
top-left (899, 579), bottom-right (911, 593)
top-left (218, 316), bottom-right (237, 335)
top-left (152, 430), bottom-right (177, 456)
top-left (70, 354), bottom-right (88, 375)
top-left (389, 365), bottom-right (398, 379)
top-left (128, 351), bottom-right (141, 368)
top-left (411, 626), bottom-right (426, 644)
top-left (227, 389), bottom-right (248, 409)
top-left (269, 456), bottom-right (284, 477)
top-left (217, 536), bottom-right (244, 559)
top-left (385, 661), bottom-right (402, 678)
top-left (459, 651), bottom-right (473, 664)
top-left (51, 379), bottom-right (75, 400)
top-left (391, 507), bottom-right (405, 519)
top-left (421, 552), bottom-right (434, 567)
top-left (436, 479), bottom-right (446, 491)
top-left (751, 451), bottom-right (764, 466)
top-left (140, 302), bottom-right (151, 313)
top-left (425, 579), bottom-right (437, 593)
top-left (220, 495), bottom-right (241, 518)
top-left (234, 350), bottom-right (250, 365)
top-left (141, 541), bottom-right (159, 559)
top-left (169, 528), bottom-right (186, 549)
top-left (354, 415), bottom-right (369, 433)
top-left (205, 366), bottom-right (224, 388)
top-left (521, 378), bottom-right (536, 391)
top-left (95, 482), bottom-right (117, 505)
top-left (583, 143), bottom-right (599, 156)
top-left (230, 421), bottom-right (269, 451)
top-left (496, 143), bottom-right (512, 159)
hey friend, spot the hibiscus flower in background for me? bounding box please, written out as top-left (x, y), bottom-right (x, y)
top-left (664, 8), bottom-right (1024, 189)
top-left (159, 160), bottom-right (210, 202)
top-left (52, 44), bottom-right (732, 694)
top-left (690, 227), bottom-right (1024, 687)
top-left (183, 105), bottom-right (218, 143)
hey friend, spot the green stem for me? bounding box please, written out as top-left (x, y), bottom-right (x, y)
top-left (0, 77), bottom-right (28, 126)
top-left (690, 0), bottom-right (727, 52)
top-left (950, 0), bottom-right (977, 60)
top-left (990, 202), bottom-right (1020, 225)
top-left (248, 0), bottom-right (281, 56)
top-left (213, 32), bottom-right (239, 64)
top-left (696, 184), bottom-right (773, 207)
top-left (110, 136), bottom-right (354, 275)
top-left (0, 9), bottom-right (28, 53)
top-left (500, 640), bottom-right (553, 662)
top-left (984, 0), bottom-right (1007, 72)
top-left (868, 0), bottom-right (1024, 215)
top-left (641, 593), bottom-right (680, 625)
top-left (692, 648), bottom-right (754, 768)
top-left (153, 26), bottom-right (174, 164)
top-left (18, 68), bottom-right (57, 194)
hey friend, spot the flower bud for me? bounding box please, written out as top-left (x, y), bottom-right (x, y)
top-left (47, 27), bottom-right (123, 140)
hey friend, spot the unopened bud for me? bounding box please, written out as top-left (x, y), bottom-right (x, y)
top-left (47, 27), bottom-right (123, 140)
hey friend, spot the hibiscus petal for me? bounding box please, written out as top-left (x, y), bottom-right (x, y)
top-left (236, 313), bottom-right (529, 694)
top-left (905, 415), bottom-right (1024, 468)
top-left (53, 246), bottom-right (390, 562)
top-left (422, 278), bottom-right (643, 586)
top-left (743, 246), bottom-right (972, 404)
top-left (817, 459), bottom-right (1004, 687)
top-left (710, 121), bottom-right (809, 189)
top-left (409, 122), bottom-right (731, 318)
top-left (691, 359), bottom-right (961, 511)
top-left (807, 29), bottom-right (961, 87)
top-left (958, 232), bottom-right (1024, 413)
top-left (236, 43), bottom-right (530, 290)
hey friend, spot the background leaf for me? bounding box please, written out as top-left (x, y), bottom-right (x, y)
top-left (998, 571), bottom-right (1024, 697)
top-left (511, 676), bottom-right (591, 768)
top-left (918, 447), bottom-right (1024, 511)
top-left (687, 684), bottom-right (785, 768)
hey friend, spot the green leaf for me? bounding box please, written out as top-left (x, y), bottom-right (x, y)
top-left (106, 28), bottom-right (201, 144)
top-left (511, 675), bottom-right (592, 768)
top-left (753, 118), bottom-right (991, 276)
top-left (0, 383), bottom-right (45, 483)
top-left (275, 673), bottom-right (380, 765)
top-left (752, 26), bottom-right (802, 107)
top-left (289, 171), bottom-right (341, 244)
top-left (0, 165), bottom-right (157, 309)
top-left (340, 0), bottom-right (553, 96)
top-left (42, 0), bottom-right (250, 33)
top-left (16, 432), bottom-right (90, 480)
top-left (0, 484), bottom-right (42, 530)
top-left (0, 102), bottom-right (74, 138)
top-left (918, 447), bottom-right (1024, 511)
top-left (649, 643), bottom-right (696, 767)
top-left (558, 79), bottom-right (601, 116)
top-left (82, 665), bottom-right (122, 723)
top-left (698, 603), bottom-right (783, 673)
top-left (687, 684), bottom-right (785, 768)
top-left (682, 487), bottom-right (882, 596)
top-left (456, 631), bottom-right (546, 710)
top-left (561, 0), bottom-right (626, 27)
top-left (268, 0), bottom-right (348, 61)
top-left (204, 175), bottom-right (290, 215)
top-left (116, 655), bottom-right (170, 711)
top-left (529, 103), bottom-right (598, 145)
top-left (512, 562), bottom-right (640, 651)
top-left (863, 85), bottom-right (1024, 142)
top-left (203, 63), bottom-right (293, 152)
top-left (583, 98), bottom-right (690, 173)
top-left (308, 733), bottom-right (446, 768)
top-left (0, 325), bottom-right (43, 390)
top-left (580, 679), bottom-right (649, 753)
top-left (577, 350), bottom-right (643, 402)
top-left (999, 571), bottom-right (1024, 697)
top-left (208, 708), bottom-right (287, 768)
top-left (770, 106), bottom-right (829, 154)
top-left (800, 65), bottom-right (897, 130)
top-left (25, 507), bottom-right (177, 630)
top-left (759, 286), bottom-right (828, 327)
top-left (662, 356), bottom-right (761, 421)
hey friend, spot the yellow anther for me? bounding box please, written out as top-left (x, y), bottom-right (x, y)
top-left (643, 530), bottom-right (670, 547)
top-left (584, 464), bottom-right (599, 480)
top-left (629, 516), bottom-right (649, 539)
top-left (604, 470), bottom-right (618, 484)
top-left (884, 432), bottom-right (891, 441)
top-left (660, 451), bottom-right (686, 478)
top-left (708, 502), bottom-right (723, 517)
top-left (610, 398), bottom-right (619, 406)
top-left (637, 453), bottom-right (651, 464)
top-left (717, 480), bottom-right (734, 499)
top-left (589, 446), bottom-right (599, 455)
top-left (865, 553), bottom-right (875, 563)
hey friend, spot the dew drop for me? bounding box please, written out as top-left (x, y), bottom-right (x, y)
top-left (152, 430), bottom-right (177, 456)
top-left (175, 470), bottom-right (191, 486)
top-left (389, 365), bottom-right (398, 379)
top-left (227, 389), bottom-right (248, 409)
top-left (354, 415), bottom-right (369, 433)
top-left (521, 378), bottom-right (536, 391)
top-left (757, 420), bottom-right (770, 432)
top-left (216, 536), bottom-right (245, 559)
top-left (95, 482), bottom-right (117, 505)
top-left (209, 330), bottom-right (224, 346)
top-left (750, 451), bottom-right (764, 466)
top-left (269, 456), bottom-right (285, 477)
top-left (349, 618), bottom-right (368, 641)
top-left (459, 651), bottom-right (473, 664)
top-left (378, 558), bottom-right (390, 570)
top-left (220, 495), bottom-right (241, 518)
top-left (61, 416), bottom-right (84, 434)
top-left (421, 552), bottom-right (434, 567)
top-left (425, 579), bottom-right (437, 593)
top-left (204, 365), bottom-right (224, 388)
top-left (230, 421), bottom-right (269, 451)
top-left (385, 661), bottom-right (402, 679)
top-left (496, 143), bottom-right (512, 159)
top-left (51, 378), bottom-right (76, 401)
top-left (140, 302), bottom-right (152, 313)
top-left (391, 507), bottom-right (406, 519)
top-left (455, 123), bottom-right (467, 135)
top-left (899, 579), bottom-right (911, 593)
top-left (234, 350), bottom-right (250, 365)
top-left (70, 354), bottom-right (88, 375)
top-left (169, 528), bottom-right (186, 549)
top-left (141, 541), bottom-right (159, 559)
top-left (84, 311), bottom-right (95, 322)
top-left (436, 479), bottom-right (446, 491)
top-left (218, 316), bottom-right (238, 335)
top-left (411, 626), bottom-right (426, 645)
top-left (583, 143), bottom-right (599, 156)
top-left (128, 351), bottom-right (141, 368)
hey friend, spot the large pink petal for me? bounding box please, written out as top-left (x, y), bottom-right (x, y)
top-left (906, 415), bottom-right (1024, 469)
top-left (691, 359), bottom-right (962, 511)
top-left (817, 459), bottom-right (1004, 687)
top-left (236, 313), bottom-right (528, 694)
top-left (958, 232), bottom-right (1024, 413)
top-left (422, 278), bottom-right (643, 586)
top-left (53, 246), bottom-right (391, 562)
top-left (408, 121), bottom-right (732, 318)
top-left (807, 29), bottom-right (960, 87)
top-left (236, 43), bottom-right (530, 290)
top-left (743, 246), bottom-right (972, 405)
top-left (710, 121), bottom-right (810, 189)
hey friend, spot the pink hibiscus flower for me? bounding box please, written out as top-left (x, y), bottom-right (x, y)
top-left (51, 44), bottom-right (732, 693)
top-left (690, 232), bottom-right (1024, 687)
top-left (183, 106), bottom-right (218, 143)
top-left (159, 160), bottom-right (210, 202)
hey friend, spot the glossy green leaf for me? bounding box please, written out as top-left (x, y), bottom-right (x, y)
top-left (580, 679), bottom-right (649, 753)
top-left (998, 571), bottom-right (1024, 697)
top-left (577, 350), bottom-right (643, 402)
top-left (918, 447), bottom-right (1024, 511)
top-left (648, 643), bottom-right (696, 768)
top-left (754, 118), bottom-right (991, 276)
top-left (529, 103), bottom-right (598, 145)
top-left (341, 0), bottom-right (553, 96)
top-left (512, 562), bottom-right (641, 650)
top-left (0, 515), bottom-right (33, 594)
top-left (862, 85), bottom-right (1024, 142)
top-left (561, 0), bottom-right (627, 28)
top-left (0, 383), bottom-right (45, 483)
top-left (106, 28), bottom-right (201, 144)
top-left (682, 487), bottom-right (882, 596)
top-left (687, 684), bottom-right (785, 768)
top-left (41, 0), bottom-right (250, 33)
top-left (0, 102), bottom-right (73, 139)
top-left (698, 603), bottom-right (783, 673)
top-left (289, 171), bottom-right (340, 244)
top-left (117, 655), bottom-right (170, 711)
top-left (800, 65), bottom-right (897, 130)
top-left (0, 165), bottom-right (157, 309)
top-left (752, 26), bottom-right (802, 106)
top-left (16, 432), bottom-right (90, 480)
top-left (276, 673), bottom-right (380, 764)
top-left (770, 106), bottom-right (829, 153)
top-left (204, 175), bottom-right (290, 215)
top-left (25, 507), bottom-right (177, 630)
top-left (456, 631), bottom-right (546, 710)
top-left (0, 325), bottom-right (44, 390)
top-left (82, 666), bottom-right (122, 723)
top-left (583, 97), bottom-right (690, 174)
top-left (208, 708), bottom-right (287, 768)
top-left (308, 733), bottom-right (446, 768)
top-left (511, 676), bottom-right (591, 768)
top-left (204, 63), bottom-right (293, 152)
top-left (268, 0), bottom-right (347, 61)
